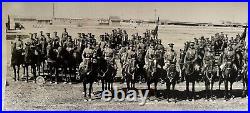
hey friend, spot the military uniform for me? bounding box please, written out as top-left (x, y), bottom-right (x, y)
top-left (52, 32), bottom-right (60, 49)
top-left (202, 48), bottom-right (215, 72)
top-left (184, 42), bottom-right (198, 69)
top-left (103, 45), bottom-right (115, 65)
top-left (80, 46), bottom-right (94, 71)
top-left (164, 43), bottom-right (177, 70)
top-left (220, 44), bottom-right (237, 71)
top-left (13, 35), bottom-right (23, 50)
top-left (61, 28), bottom-right (68, 44)
top-left (145, 45), bottom-right (155, 69)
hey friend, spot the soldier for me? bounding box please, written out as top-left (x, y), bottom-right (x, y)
top-left (220, 43), bottom-right (237, 71)
top-left (99, 35), bottom-right (106, 51)
top-left (38, 31), bottom-right (45, 40)
top-left (13, 35), bottom-right (24, 51)
top-left (202, 46), bottom-right (215, 73)
top-left (80, 42), bottom-right (94, 72)
top-left (46, 33), bottom-right (53, 46)
top-left (61, 28), bottom-right (68, 42)
top-left (145, 43), bottom-right (155, 69)
top-left (66, 36), bottom-right (74, 52)
top-left (163, 43), bottom-right (177, 70)
top-left (103, 43), bottom-right (116, 67)
top-left (155, 40), bottom-right (164, 68)
top-left (126, 44), bottom-right (137, 65)
top-left (52, 32), bottom-right (60, 49)
top-left (183, 42), bottom-right (198, 70)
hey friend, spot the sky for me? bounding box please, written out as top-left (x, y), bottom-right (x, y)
top-left (2, 2), bottom-right (248, 23)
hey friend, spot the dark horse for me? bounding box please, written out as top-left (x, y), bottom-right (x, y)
top-left (57, 46), bottom-right (73, 84)
top-left (79, 49), bottom-right (99, 98)
top-left (99, 57), bottom-right (117, 91)
top-left (183, 60), bottom-right (201, 100)
top-left (222, 61), bottom-right (238, 100)
top-left (242, 59), bottom-right (248, 97)
top-left (11, 42), bottom-right (24, 81)
top-left (123, 58), bottom-right (137, 89)
top-left (47, 44), bottom-right (58, 83)
top-left (23, 44), bottom-right (37, 83)
top-left (145, 58), bottom-right (159, 97)
top-left (203, 62), bottom-right (218, 100)
top-left (163, 63), bottom-right (179, 102)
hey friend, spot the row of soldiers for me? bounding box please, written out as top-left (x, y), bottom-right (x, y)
top-left (12, 27), bottom-right (247, 84)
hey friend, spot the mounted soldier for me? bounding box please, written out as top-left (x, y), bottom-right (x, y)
top-left (61, 28), bottom-right (68, 45)
top-left (163, 43), bottom-right (177, 72)
top-left (80, 42), bottom-right (94, 75)
top-left (183, 41), bottom-right (200, 100)
top-left (11, 35), bottom-right (24, 81)
top-left (46, 33), bottom-right (53, 46)
top-left (52, 32), bottom-right (60, 49)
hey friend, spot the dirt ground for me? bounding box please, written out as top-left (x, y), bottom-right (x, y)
top-left (2, 25), bottom-right (248, 111)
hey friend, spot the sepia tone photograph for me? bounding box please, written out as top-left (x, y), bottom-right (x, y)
top-left (2, 2), bottom-right (248, 111)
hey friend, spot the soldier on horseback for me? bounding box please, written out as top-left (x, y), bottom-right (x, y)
top-left (61, 28), bottom-right (68, 45)
top-left (163, 43), bottom-right (177, 73)
top-left (81, 42), bottom-right (94, 73)
top-left (52, 32), bottom-right (60, 49)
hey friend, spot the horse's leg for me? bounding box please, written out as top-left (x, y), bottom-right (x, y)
top-left (205, 81), bottom-right (208, 100)
top-left (17, 65), bottom-right (20, 81)
top-left (211, 79), bottom-right (214, 100)
top-left (230, 81), bottom-right (234, 98)
top-left (13, 65), bottom-right (17, 81)
top-left (101, 80), bottom-right (105, 91)
top-left (154, 82), bottom-right (158, 97)
top-left (89, 82), bottom-right (93, 98)
top-left (54, 66), bottom-right (58, 84)
top-left (42, 61), bottom-right (45, 75)
top-left (32, 65), bottom-right (36, 83)
top-left (166, 83), bottom-right (170, 102)
top-left (68, 67), bottom-right (72, 84)
top-left (26, 65), bottom-right (29, 83)
top-left (83, 81), bottom-right (87, 97)
top-left (172, 82), bottom-right (177, 102)
top-left (224, 79), bottom-right (228, 100)
top-left (186, 79), bottom-right (189, 100)
top-left (192, 81), bottom-right (196, 100)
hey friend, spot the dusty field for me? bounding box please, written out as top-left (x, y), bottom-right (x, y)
top-left (2, 25), bottom-right (248, 111)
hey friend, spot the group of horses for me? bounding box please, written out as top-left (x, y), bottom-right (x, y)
top-left (10, 28), bottom-right (248, 101)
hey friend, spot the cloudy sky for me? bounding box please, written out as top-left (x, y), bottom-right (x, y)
top-left (3, 2), bottom-right (248, 23)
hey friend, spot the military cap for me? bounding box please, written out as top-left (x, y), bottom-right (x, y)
top-left (34, 33), bottom-right (37, 35)
top-left (40, 31), bottom-right (43, 33)
top-left (189, 42), bottom-right (195, 46)
top-left (46, 33), bottom-right (50, 35)
top-left (168, 43), bottom-right (174, 47)
top-left (16, 35), bottom-right (21, 38)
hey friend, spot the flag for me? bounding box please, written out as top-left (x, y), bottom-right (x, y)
top-left (153, 17), bottom-right (160, 36)
top-left (240, 26), bottom-right (247, 41)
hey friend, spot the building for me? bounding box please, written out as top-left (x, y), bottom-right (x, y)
top-left (109, 16), bottom-right (121, 26)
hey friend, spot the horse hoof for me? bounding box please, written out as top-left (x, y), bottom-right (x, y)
top-left (68, 82), bottom-right (72, 85)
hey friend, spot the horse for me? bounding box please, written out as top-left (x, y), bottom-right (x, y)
top-left (46, 44), bottom-right (59, 83)
top-left (203, 62), bottom-right (218, 100)
top-left (57, 46), bottom-right (72, 84)
top-left (79, 49), bottom-right (99, 98)
top-left (145, 57), bottom-right (160, 97)
top-left (163, 63), bottom-right (179, 102)
top-left (242, 61), bottom-right (248, 97)
top-left (99, 57), bottom-right (117, 91)
top-left (222, 61), bottom-right (238, 100)
top-left (136, 49), bottom-right (146, 83)
top-left (10, 42), bottom-right (24, 81)
top-left (123, 58), bottom-right (137, 89)
top-left (23, 44), bottom-right (37, 83)
top-left (183, 60), bottom-right (201, 100)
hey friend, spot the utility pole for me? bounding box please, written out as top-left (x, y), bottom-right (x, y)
top-left (154, 9), bottom-right (157, 22)
top-left (53, 3), bottom-right (55, 19)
